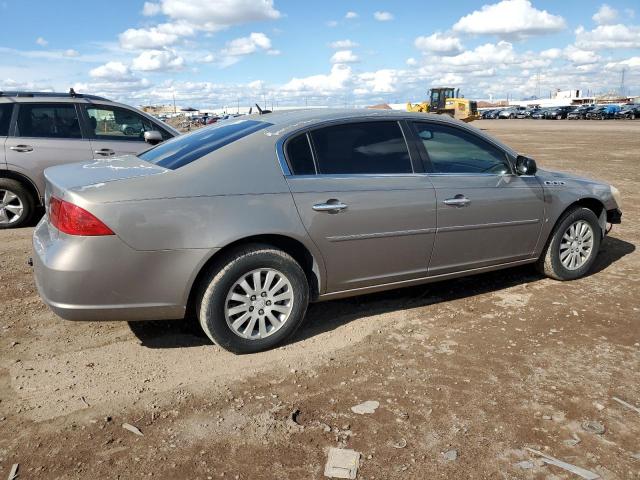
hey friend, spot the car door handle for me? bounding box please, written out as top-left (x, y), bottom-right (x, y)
top-left (9, 145), bottom-right (33, 153)
top-left (312, 200), bottom-right (348, 213)
top-left (443, 195), bottom-right (471, 207)
top-left (94, 149), bottom-right (115, 156)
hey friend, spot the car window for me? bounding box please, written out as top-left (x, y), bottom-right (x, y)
top-left (16, 104), bottom-right (81, 139)
top-left (310, 121), bottom-right (412, 175)
top-left (0, 104), bottom-right (13, 136)
top-left (84, 105), bottom-right (170, 141)
top-left (285, 134), bottom-right (315, 175)
top-left (140, 119), bottom-right (271, 170)
top-left (414, 122), bottom-right (510, 175)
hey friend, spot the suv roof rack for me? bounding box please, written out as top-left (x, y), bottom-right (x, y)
top-left (0, 89), bottom-right (109, 101)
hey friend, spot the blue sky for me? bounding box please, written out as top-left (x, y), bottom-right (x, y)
top-left (1, 0), bottom-right (639, 108)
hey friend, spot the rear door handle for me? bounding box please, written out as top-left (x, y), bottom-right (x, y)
top-left (9, 145), bottom-right (33, 153)
top-left (94, 149), bottom-right (115, 156)
top-left (313, 200), bottom-right (348, 213)
top-left (443, 195), bottom-right (471, 207)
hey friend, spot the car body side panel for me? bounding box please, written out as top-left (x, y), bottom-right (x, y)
top-left (428, 174), bottom-right (545, 274)
top-left (531, 168), bottom-right (619, 256)
top-left (5, 137), bottom-right (94, 201)
top-left (287, 175), bottom-right (437, 292)
top-left (32, 218), bottom-right (209, 320)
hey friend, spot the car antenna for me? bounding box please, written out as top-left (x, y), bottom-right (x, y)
top-left (69, 88), bottom-right (77, 97)
top-left (255, 103), bottom-right (272, 115)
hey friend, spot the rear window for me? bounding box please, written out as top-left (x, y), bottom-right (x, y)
top-left (16, 103), bottom-right (81, 139)
top-left (140, 119), bottom-right (271, 170)
top-left (285, 134), bottom-right (316, 175)
top-left (0, 104), bottom-right (13, 136)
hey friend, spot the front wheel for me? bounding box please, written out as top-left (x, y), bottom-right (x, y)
top-left (197, 245), bottom-right (309, 354)
top-left (0, 178), bottom-right (34, 229)
top-left (537, 207), bottom-right (601, 280)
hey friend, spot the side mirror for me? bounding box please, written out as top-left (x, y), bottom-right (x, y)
top-left (144, 130), bottom-right (163, 145)
top-left (515, 155), bottom-right (537, 175)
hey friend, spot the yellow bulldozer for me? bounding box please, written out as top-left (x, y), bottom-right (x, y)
top-left (407, 87), bottom-right (479, 122)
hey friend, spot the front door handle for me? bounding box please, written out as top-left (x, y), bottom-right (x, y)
top-left (94, 148), bottom-right (115, 156)
top-left (443, 195), bottom-right (471, 207)
top-left (9, 145), bottom-right (33, 153)
top-left (312, 200), bottom-right (348, 213)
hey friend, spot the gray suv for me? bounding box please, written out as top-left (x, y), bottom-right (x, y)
top-left (32, 109), bottom-right (622, 354)
top-left (0, 91), bottom-right (179, 228)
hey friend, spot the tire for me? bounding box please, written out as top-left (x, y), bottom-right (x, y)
top-left (536, 207), bottom-right (602, 281)
top-left (196, 244), bottom-right (309, 354)
top-left (0, 178), bottom-right (35, 229)
top-left (509, 114), bottom-right (515, 119)
top-left (556, 114), bottom-right (562, 120)
top-left (631, 113), bottom-right (636, 120)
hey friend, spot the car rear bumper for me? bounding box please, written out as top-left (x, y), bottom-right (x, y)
top-left (32, 218), bottom-right (211, 321)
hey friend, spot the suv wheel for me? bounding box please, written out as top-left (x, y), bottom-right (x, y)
top-left (537, 207), bottom-right (601, 281)
top-left (0, 178), bottom-right (34, 229)
top-left (197, 245), bottom-right (309, 354)
top-left (556, 114), bottom-right (562, 120)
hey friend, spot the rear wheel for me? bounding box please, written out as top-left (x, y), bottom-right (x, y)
top-left (197, 245), bottom-right (309, 354)
top-left (537, 207), bottom-right (601, 280)
top-left (0, 178), bottom-right (34, 229)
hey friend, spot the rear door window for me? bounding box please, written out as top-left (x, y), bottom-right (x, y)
top-left (140, 119), bottom-right (271, 170)
top-left (0, 104), bottom-right (13, 136)
top-left (285, 134), bottom-right (315, 175)
top-left (16, 103), bottom-right (82, 139)
top-left (309, 121), bottom-right (412, 175)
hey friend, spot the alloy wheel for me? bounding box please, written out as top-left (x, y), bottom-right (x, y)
top-left (0, 189), bottom-right (24, 225)
top-left (559, 220), bottom-right (594, 270)
top-left (224, 268), bottom-right (294, 340)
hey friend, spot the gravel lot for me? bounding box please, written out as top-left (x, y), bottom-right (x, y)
top-left (1, 119), bottom-right (638, 479)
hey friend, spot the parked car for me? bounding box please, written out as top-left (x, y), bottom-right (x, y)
top-left (32, 110), bottom-right (622, 353)
top-left (483, 109), bottom-right (501, 119)
top-left (498, 107), bottom-right (525, 119)
top-left (567, 105), bottom-right (595, 120)
top-left (531, 108), bottom-right (550, 119)
top-left (546, 106), bottom-right (577, 120)
top-left (0, 91), bottom-right (179, 228)
top-left (614, 104), bottom-right (640, 120)
top-left (586, 105), bottom-right (621, 120)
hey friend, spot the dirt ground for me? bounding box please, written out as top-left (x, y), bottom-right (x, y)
top-left (1, 119), bottom-right (639, 479)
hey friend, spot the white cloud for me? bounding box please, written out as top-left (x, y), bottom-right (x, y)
top-left (540, 47), bottom-right (562, 59)
top-left (119, 22), bottom-right (195, 50)
top-left (326, 20), bottom-right (338, 27)
top-left (132, 49), bottom-right (185, 71)
top-left (142, 2), bottom-right (161, 16)
top-left (593, 4), bottom-right (618, 25)
top-left (575, 24), bottom-right (640, 50)
top-left (453, 0), bottom-right (565, 39)
top-left (63, 49), bottom-right (80, 58)
top-left (357, 69), bottom-right (398, 93)
top-left (159, 0), bottom-right (281, 28)
top-left (406, 57), bottom-right (417, 66)
top-left (280, 64), bottom-right (352, 95)
top-left (266, 49), bottom-right (281, 56)
top-left (431, 73), bottom-right (464, 86)
top-left (345, 11), bottom-right (358, 19)
top-left (89, 61), bottom-right (132, 81)
top-left (374, 11), bottom-right (394, 22)
top-left (415, 33), bottom-right (463, 55)
top-left (330, 50), bottom-right (359, 64)
top-left (564, 45), bottom-right (600, 65)
top-left (440, 41), bottom-right (518, 67)
top-left (605, 56), bottom-right (640, 70)
top-left (222, 32), bottom-right (272, 56)
top-left (36, 37), bottom-right (48, 47)
top-left (329, 39), bottom-right (358, 49)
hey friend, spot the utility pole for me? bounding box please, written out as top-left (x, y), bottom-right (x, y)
top-left (536, 69), bottom-right (541, 99)
top-left (620, 68), bottom-right (626, 97)
top-left (172, 92), bottom-right (176, 114)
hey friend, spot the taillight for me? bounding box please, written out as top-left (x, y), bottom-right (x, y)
top-left (49, 197), bottom-right (114, 236)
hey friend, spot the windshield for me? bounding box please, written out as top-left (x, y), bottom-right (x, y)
top-left (140, 119), bottom-right (271, 170)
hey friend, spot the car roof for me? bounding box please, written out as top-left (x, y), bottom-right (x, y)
top-left (241, 108), bottom-right (517, 157)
